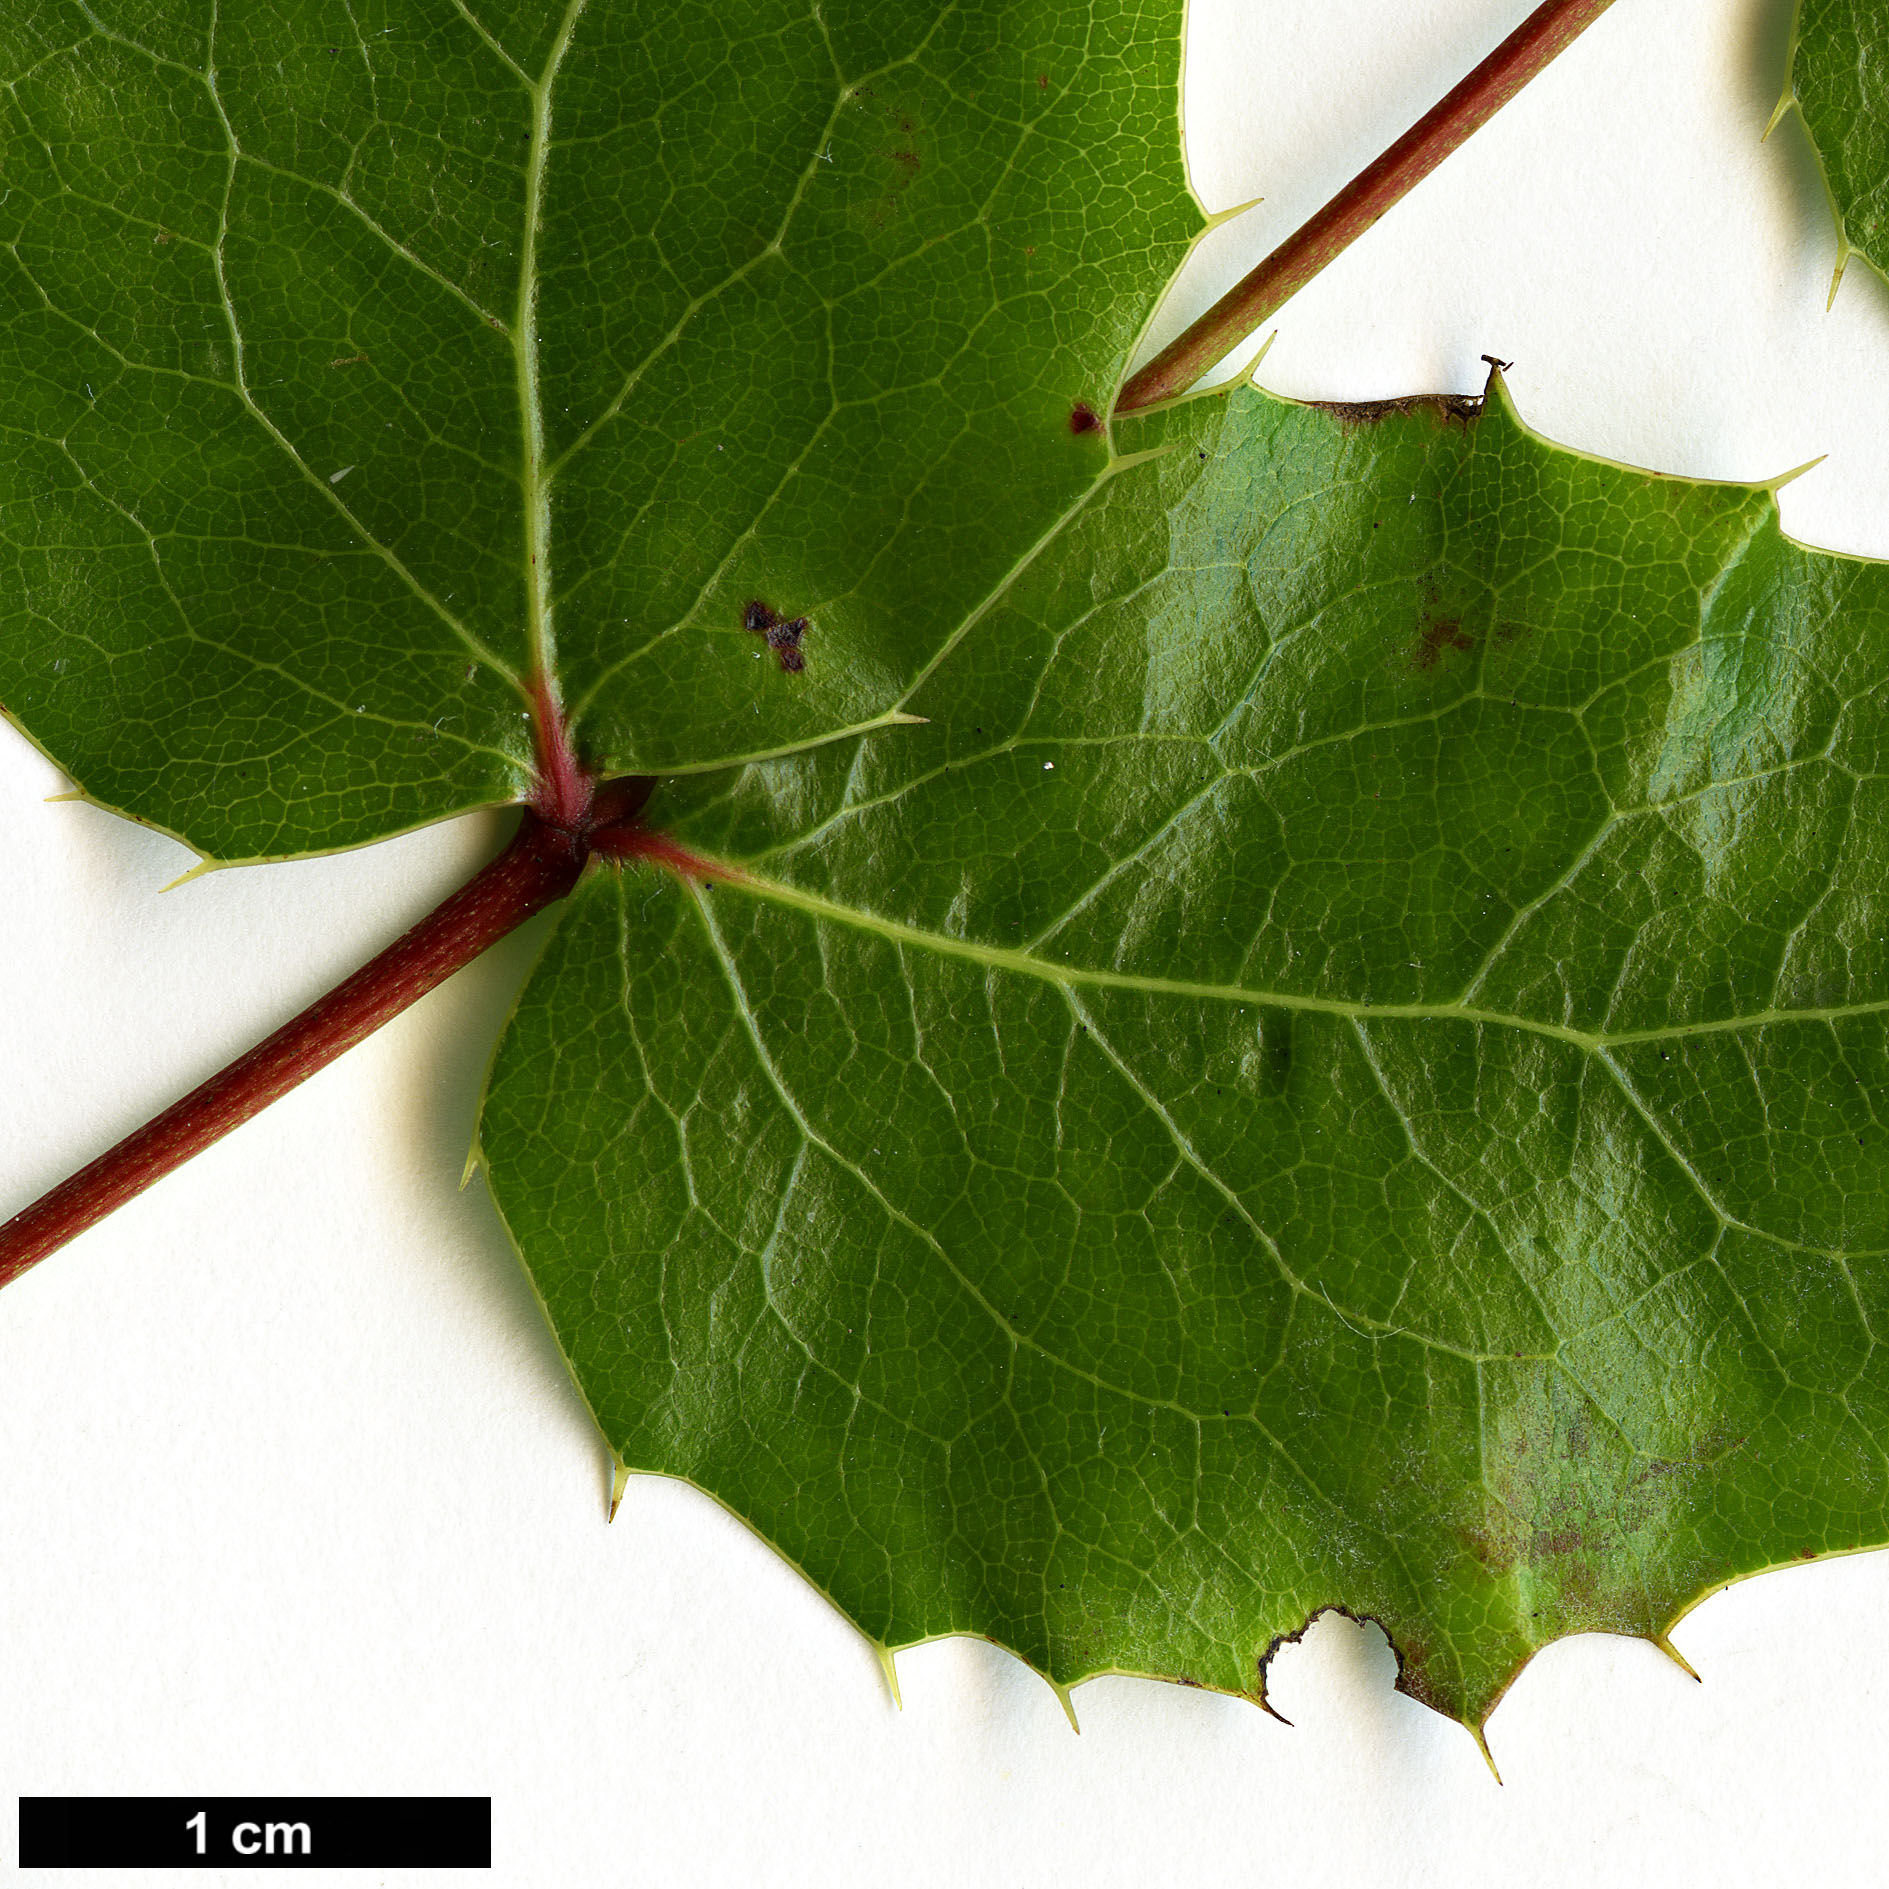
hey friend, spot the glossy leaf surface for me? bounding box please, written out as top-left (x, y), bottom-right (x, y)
top-left (487, 378), bottom-right (1889, 1729)
top-left (0, 0), bottom-right (1194, 859)
top-left (1787, 0), bottom-right (1889, 288)
top-left (12, 0), bottom-right (1889, 1745)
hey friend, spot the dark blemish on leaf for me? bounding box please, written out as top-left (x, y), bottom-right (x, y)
top-left (1411, 613), bottom-right (1474, 671)
top-left (1386, 1631), bottom-right (1453, 1716)
top-left (743, 599), bottom-right (809, 674)
top-left (1313, 392), bottom-right (1484, 432)
top-left (1459, 1523), bottom-right (1518, 1578)
top-left (1533, 1525), bottom-right (1588, 1558)
top-left (329, 353), bottom-right (370, 369)
top-left (772, 625), bottom-right (807, 672)
top-left (859, 110), bottom-right (923, 225)
top-left (1037, 73), bottom-right (1050, 89)
top-left (893, 117), bottom-right (921, 177)
top-left (1068, 402), bottom-right (1102, 435)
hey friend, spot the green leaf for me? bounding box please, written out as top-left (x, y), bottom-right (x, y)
top-left (1784, 0), bottom-right (1889, 295)
top-left (15, 0), bottom-right (1889, 1748)
top-left (0, 0), bottom-right (1197, 860)
top-left (485, 374), bottom-right (1889, 1732)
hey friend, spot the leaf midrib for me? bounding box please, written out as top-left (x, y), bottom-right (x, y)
top-left (516, 0), bottom-right (590, 697)
top-left (697, 857), bottom-right (1889, 1054)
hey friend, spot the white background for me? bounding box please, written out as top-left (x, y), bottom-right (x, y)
top-left (4, 0), bottom-right (1889, 1881)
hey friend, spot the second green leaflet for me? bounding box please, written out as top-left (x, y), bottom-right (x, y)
top-left (491, 376), bottom-right (1889, 1731)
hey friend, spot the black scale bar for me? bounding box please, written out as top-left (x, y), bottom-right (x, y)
top-left (18, 1797), bottom-right (491, 1869)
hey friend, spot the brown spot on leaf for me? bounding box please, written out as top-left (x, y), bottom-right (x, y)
top-left (329, 353), bottom-right (370, 369)
top-left (1314, 392), bottom-right (1484, 432)
top-left (854, 106), bottom-right (924, 226)
top-left (743, 598), bottom-right (809, 674)
top-left (1387, 1631), bottom-right (1452, 1716)
top-left (891, 117), bottom-right (921, 178)
top-left (1411, 613), bottom-right (1473, 671)
top-left (1068, 401), bottom-right (1102, 435)
top-left (1458, 1522), bottom-right (1518, 1578)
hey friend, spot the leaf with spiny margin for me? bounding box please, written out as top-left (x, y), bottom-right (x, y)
top-left (484, 371), bottom-right (1889, 1733)
top-left (1781, 0), bottom-right (1889, 295)
top-left (0, 0), bottom-right (1196, 861)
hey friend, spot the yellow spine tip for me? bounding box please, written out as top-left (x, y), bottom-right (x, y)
top-left (876, 1646), bottom-right (903, 1711)
top-left (157, 859), bottom-right (217, 894)
top-left (1203, 192), bottom-right (1264, 231)
top-left (1767, 453), bottom-right (1827, 494)
top-left (1653, 1634), bottom-right (1702, 1684)
top-left (1828, 244), bottom-right (1851, 311)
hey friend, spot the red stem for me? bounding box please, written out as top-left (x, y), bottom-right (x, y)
top-left (0, 804), bottom-right (623, 1291)
top-left (1114, 0), bottom-right (1620, 415)
top-left (528, 674), bottom-right (590, 832)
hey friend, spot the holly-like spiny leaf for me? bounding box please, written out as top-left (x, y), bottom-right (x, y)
top-left (0, 0), bottom-right (1196, 860)
top-left (9, 0), bottom-right (1889, 1746)
top-left (1782, 0), bottom-right (1889, 295)
top-left (486, 374), bottom-right (1889, 1731)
